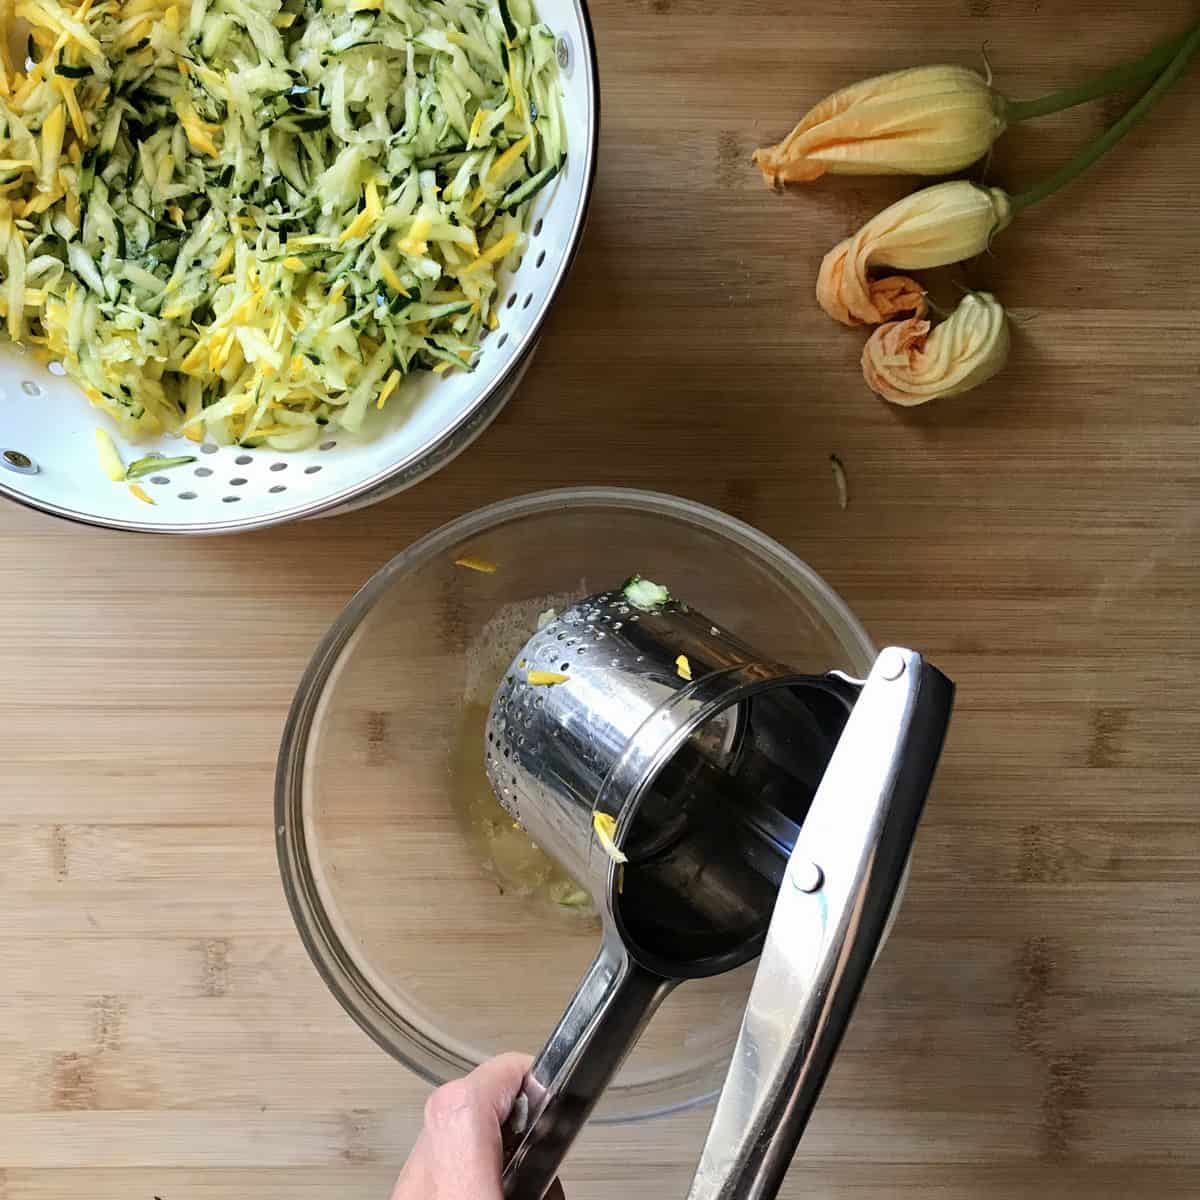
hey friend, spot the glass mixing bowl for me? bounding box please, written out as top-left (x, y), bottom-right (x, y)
top-left (276, 488), bottom-right (874, 1121)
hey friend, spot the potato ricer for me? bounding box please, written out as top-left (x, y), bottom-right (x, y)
top-left (484, 585), bottom-right (954, 1199)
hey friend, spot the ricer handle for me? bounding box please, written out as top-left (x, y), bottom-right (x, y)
top-left (501, 936), bottom-right (674, 1200)
top-left (686, 647), bottom-right (954, 1200)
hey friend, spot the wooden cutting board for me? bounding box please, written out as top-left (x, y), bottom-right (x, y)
top-left (3, 2), bottom-right (1199, 1196)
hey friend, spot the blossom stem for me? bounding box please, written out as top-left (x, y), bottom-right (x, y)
top-left (1006, 22), bottom-right (1199, 122)
top-left (1010, 23), bottom-right (1200, 212)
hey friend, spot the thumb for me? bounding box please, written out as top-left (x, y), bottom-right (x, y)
top-left (416, 1054), bottom-right (535, 1199)
top-left (476, 1055), bottom-right (567, 1200)
top-left (464, 1052), bottom-right (533, 1124)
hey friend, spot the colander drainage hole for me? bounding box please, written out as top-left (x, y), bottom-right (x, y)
top-left (533, 218), bottom-right (544, 237)
top-left (234, 454), bottom-right (252, 466)
top-left (497, 333), bottom-right (509, 348)
top-left (230, 477), bottom-right (247, 486)
top-left (20, 380), bottom-right (41, 396)
top-left (222, 495), bottom-right (241, 503)
top-left (319, 440), bottom-right (337, 451)
top-left (1, 449), bottom-right (35, 473)
top-left (505, 293), bottom-right (517, 309)
top-left (522, 293), bottom-right (533, 310)
top-left (535, 250), bottom-right (546, 268)
top-left (200, 443), bottom-right (217, 455)
top-left (48, 361), bottom-right (66, 376)
top-left (269, 461), bottom-right (287, 472)
top-left (149, 475), bottom-right (170, 485)
top-left (269, 485), bottom-right (287, 494)
top-left (304, 465), bottom-right (322, 475)
top-left (195, 467), bottom-right (212, 477)
top-left (178, 491), bottom-right (197, 500)
top-left (560, 661), bottom-right (570, 672)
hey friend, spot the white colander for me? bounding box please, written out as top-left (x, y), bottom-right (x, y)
top-left (0, 0), bottom-right (597, 534)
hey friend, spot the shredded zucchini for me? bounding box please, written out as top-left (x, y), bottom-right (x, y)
top-left (622, 575), bottom-right (671, 610)
top-left (0, 0), bottom-right (564, 451)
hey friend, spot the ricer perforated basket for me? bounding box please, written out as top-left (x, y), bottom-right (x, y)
top-left (0, 0), bottom-right (597, 534)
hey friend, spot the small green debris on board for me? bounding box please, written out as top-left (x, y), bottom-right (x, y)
top-left (830, 454), bottom-right (849, 511)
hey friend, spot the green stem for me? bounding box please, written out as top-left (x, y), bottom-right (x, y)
top-left (1006, 22), bottom-right (1198, 122)
top-left (1011, 23), bottom-right (1200, 212)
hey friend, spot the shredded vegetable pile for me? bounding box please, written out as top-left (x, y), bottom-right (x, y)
top-left (0, 0), bottom-right (563, 451)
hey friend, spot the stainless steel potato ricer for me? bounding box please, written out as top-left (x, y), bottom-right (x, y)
top-left (484, 585), bottom-right (954, 1199)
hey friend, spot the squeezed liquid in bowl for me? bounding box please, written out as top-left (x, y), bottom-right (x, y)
top-left (450, 594), bottom-right (598, 920)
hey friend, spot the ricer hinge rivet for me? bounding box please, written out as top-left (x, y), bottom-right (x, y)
top-left (791, 860), bottom-right (824, 893)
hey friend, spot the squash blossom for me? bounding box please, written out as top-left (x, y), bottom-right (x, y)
top-left (816, 181), bottom-right (1011, 326)
top-left (861, 291), bottom-right (1009, 406)
top-left (754, 66), bottom-right (1005, 185)
top-left (754, 25), bottom-right (1196, 187)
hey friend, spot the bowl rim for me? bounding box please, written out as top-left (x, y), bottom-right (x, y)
top-left (0, 0), bottom-right (601, 536)
top-left (275, 486), bottom-right (876, 1122)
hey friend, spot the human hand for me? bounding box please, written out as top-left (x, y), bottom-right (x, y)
top-left (391, 1053), bottom-right (565, 1200)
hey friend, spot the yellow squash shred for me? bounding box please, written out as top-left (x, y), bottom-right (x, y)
top-left (592, 811), bottom-right (627, 865)
top-left (527, 669), bottom-right (569, 686)
top-left (454, 554), bottom-right (498, 574)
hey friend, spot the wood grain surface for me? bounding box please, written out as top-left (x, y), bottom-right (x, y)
top-left (3, 1), bottom-right (1200, 1196)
